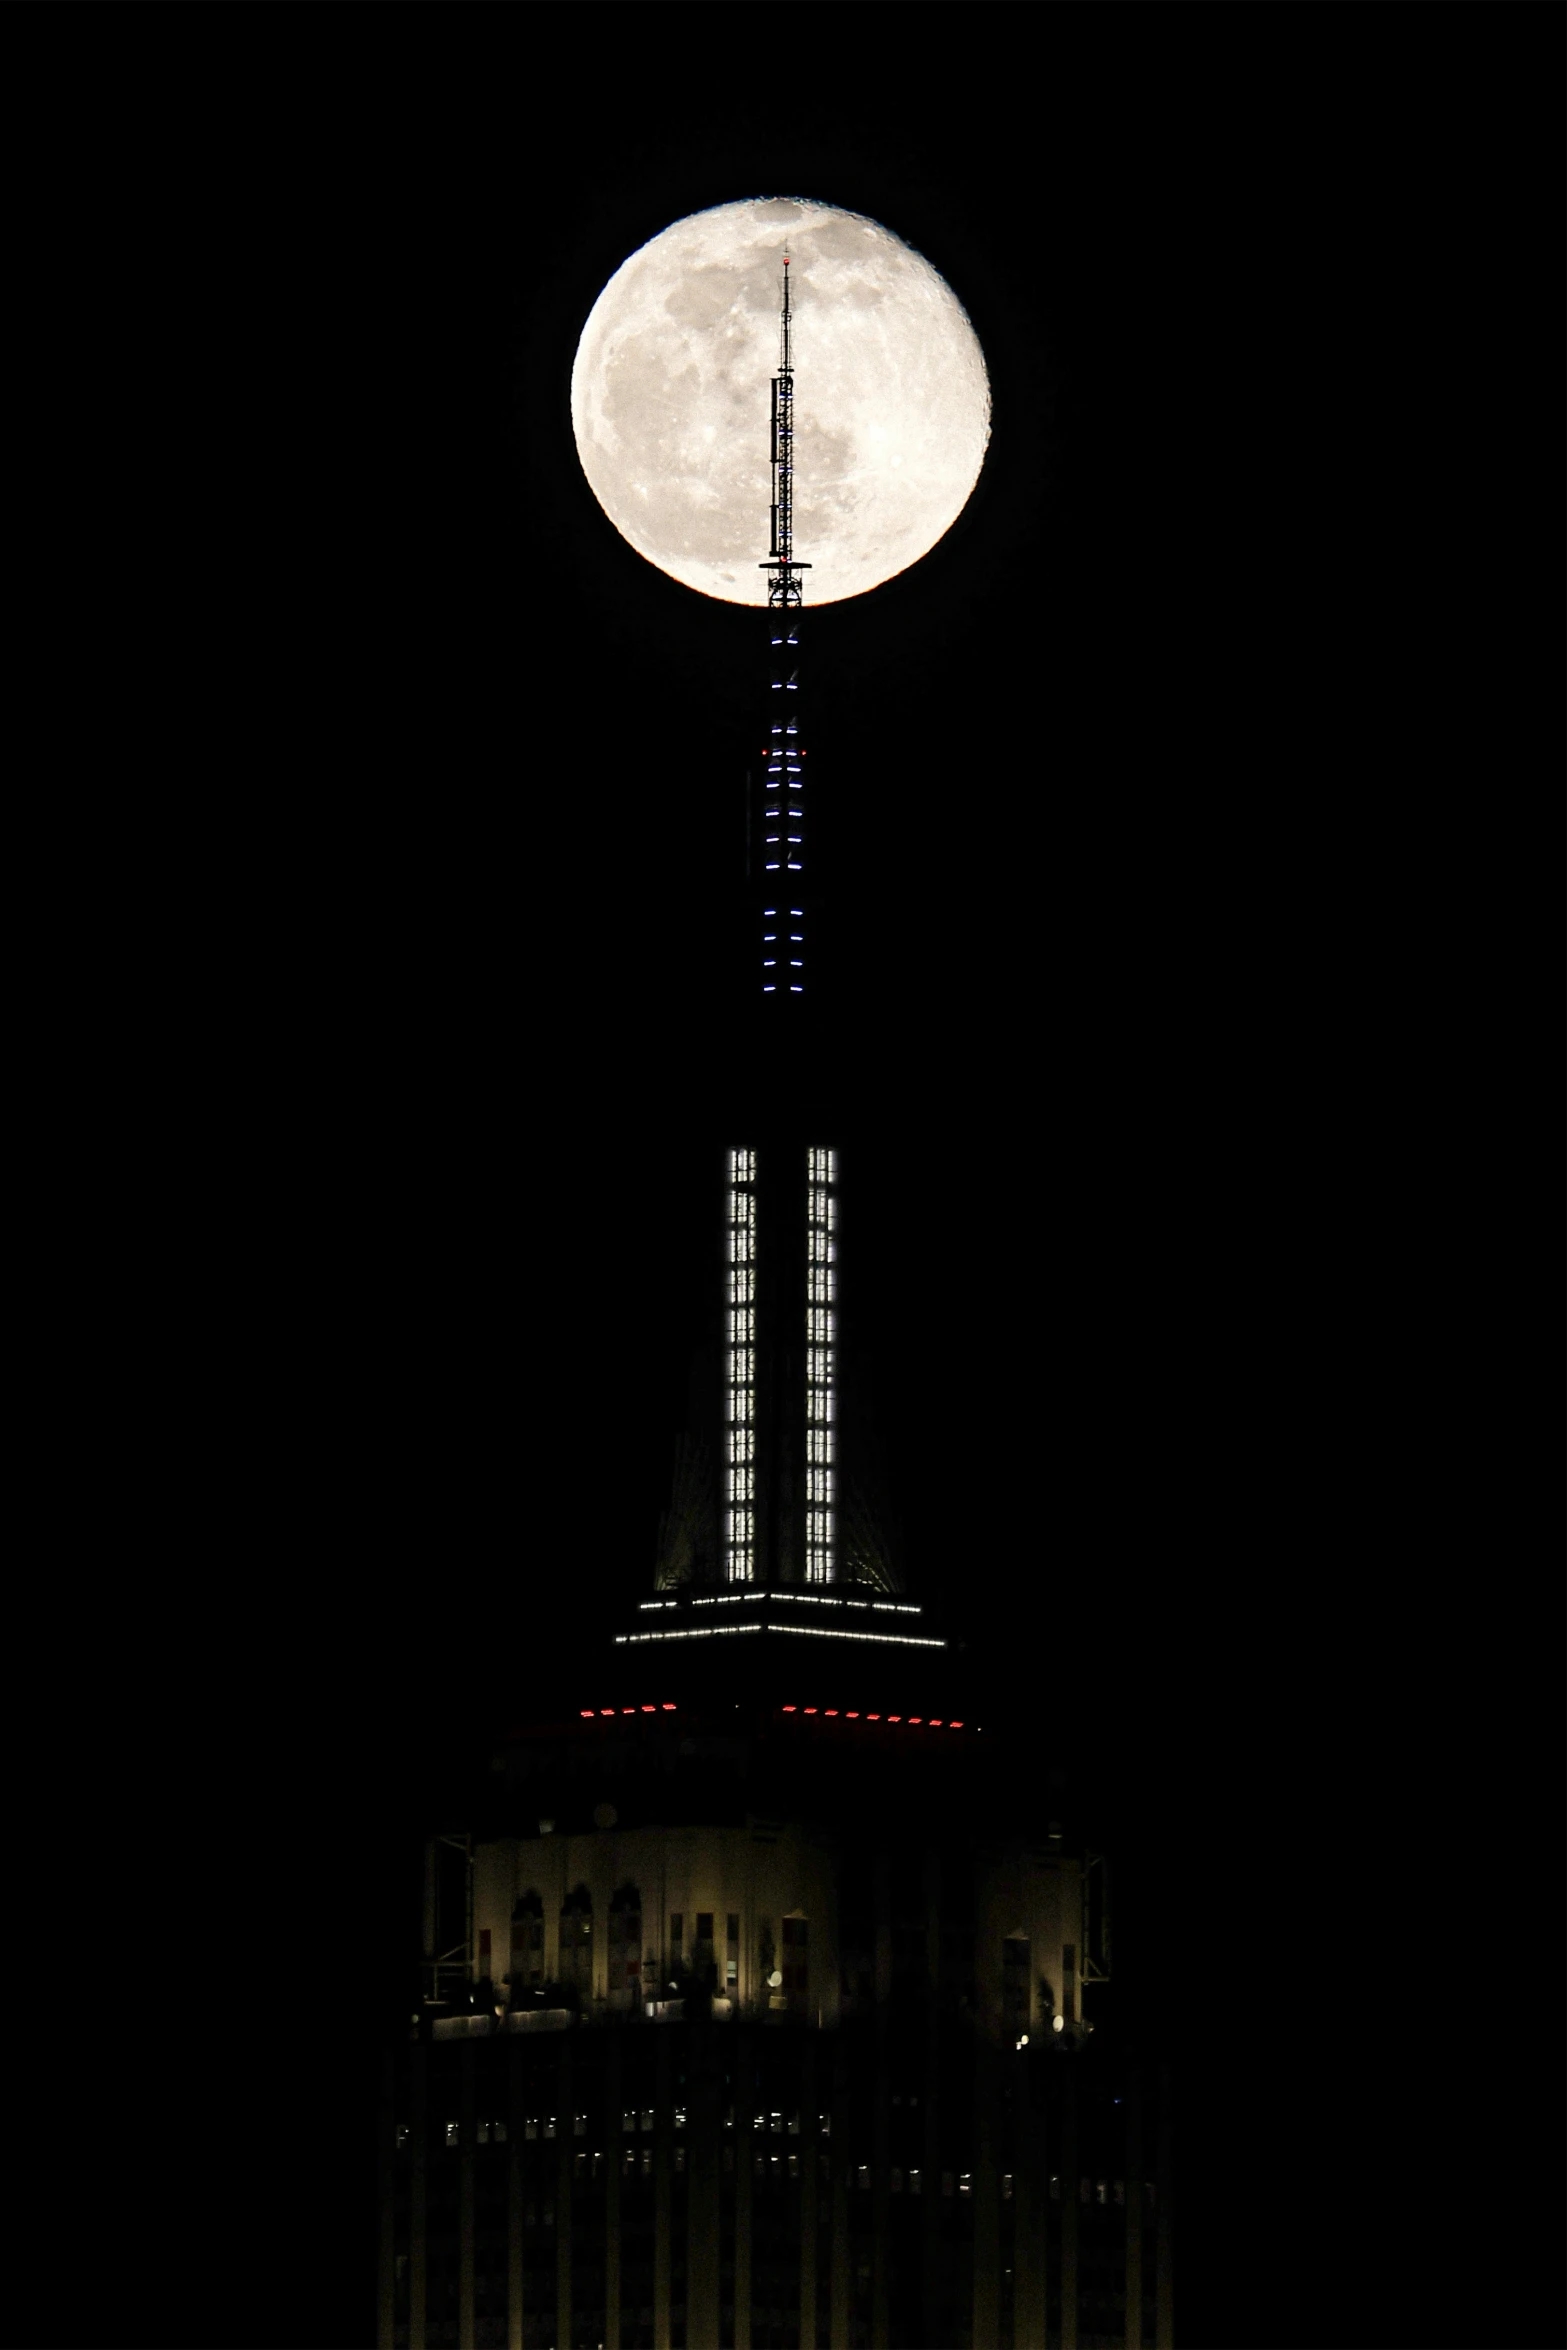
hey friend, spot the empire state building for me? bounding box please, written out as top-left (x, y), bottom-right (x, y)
top-left (379, 255), bottom-right (1173, 2350)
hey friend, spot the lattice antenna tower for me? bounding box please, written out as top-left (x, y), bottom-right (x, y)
top-left (757, 254), bottom-right (812, 999)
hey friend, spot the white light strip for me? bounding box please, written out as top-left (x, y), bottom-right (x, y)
top-left (805, 1147), bottom-right (837, 1585)
top-left (615, 1623), bottom-right (942, 1648)
top-left (725, 1148), bottom-right (757, 1585)
top-left (616, 1626), bottom-right (764, 1643)
top-left (770, 1624), bottom-right (945, 1648)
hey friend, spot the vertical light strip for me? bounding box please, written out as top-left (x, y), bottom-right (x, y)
top-left (805, 1147), bottom-right (837, 1583)
top-left (725, 1149), bottom-right (757, 1584)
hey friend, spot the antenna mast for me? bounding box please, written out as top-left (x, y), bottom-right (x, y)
top-left (755, 255), bottom-right (813, 998)
top-left (760, 256), bottom-right (811, 608)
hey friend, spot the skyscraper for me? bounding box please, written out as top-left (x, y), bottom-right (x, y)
top-left (380, 254), bottom-right (1172, 2350)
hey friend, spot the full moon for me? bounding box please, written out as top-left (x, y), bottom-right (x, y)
top-left (571, 198), bottom-right (990, 605)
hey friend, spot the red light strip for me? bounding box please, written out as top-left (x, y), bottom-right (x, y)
top-left (580, 1704), bottom-right (680, 1719)
top-left (575, 1704), bottom-right (968, 1731)
top-left (778, 1707), bottom-right (966, 1729)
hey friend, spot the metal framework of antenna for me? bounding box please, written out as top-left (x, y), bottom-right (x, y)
top-left (758, 258), bottom-right (812, 999)
top-left (759, 257), bottom-right (811, 610)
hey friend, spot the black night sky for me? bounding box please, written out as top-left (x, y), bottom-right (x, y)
top-left (19, 15), bottom-right (1560, 2349)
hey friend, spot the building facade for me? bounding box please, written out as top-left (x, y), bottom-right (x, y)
top-left (380, 1685), bottom-right (1172, 2350)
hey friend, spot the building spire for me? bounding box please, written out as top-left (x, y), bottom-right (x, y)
top-left (757, 255), bottom-right (812, 1001)
top-left (760, 255), bottom-right (809, 609)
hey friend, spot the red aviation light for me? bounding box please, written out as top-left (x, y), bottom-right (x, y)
top-left (824, 1709), bottom-right (839, 1716)
top-left (580, 1710), bottom-right (594, 1718)
top-left (782, 1705), bottom-right (797, 1713)
top-left (928, 1720), bottom-right (944, 1729)
top-left (622, 1707), bottom-right (636, 1715)
top-left (803, 1707), bottom-right (819, 1715)
top-left (887, 1716), bottom-right (903, 1724)
top-left (908, 1718), bottom-right (923, 1725)
top-left (950, 1722), bottom-right (963, 1730)
top-left (641, 1704), bottom-right (655, 1712)
top-left (600, 1709), bottom-right (614, 1717)
top-left (662, 1702), bottom-right (676, 1711)
top-left (866, 1713), bottom-right (881, 1721)
top-left (845, 1711), bottom-right (860, 1719)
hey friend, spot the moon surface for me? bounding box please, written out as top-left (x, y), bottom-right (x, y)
top-left (571, 198), bottom-right (990, 605)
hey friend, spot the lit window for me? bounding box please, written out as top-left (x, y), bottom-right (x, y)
top-left (908, 2167), bottom-right (922, 2196)
top-left (642, 2148), bottom-right (652, 2177)
top-left (395, 2124), bottom-right (409, 2150)
top-left (446, 2121), bottom-right (459, 2149)
top-left (1002, 2173), bottom-right (1014, 2200)
top-left (477, 2120), bottom-right (490, 2145)
top-left (959, 2172), bottom-right (972, 2198)
top-left (493, 2120), bottom-right (507, 2143)
top-left (674, 2145), bottom-right (686, 2173)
